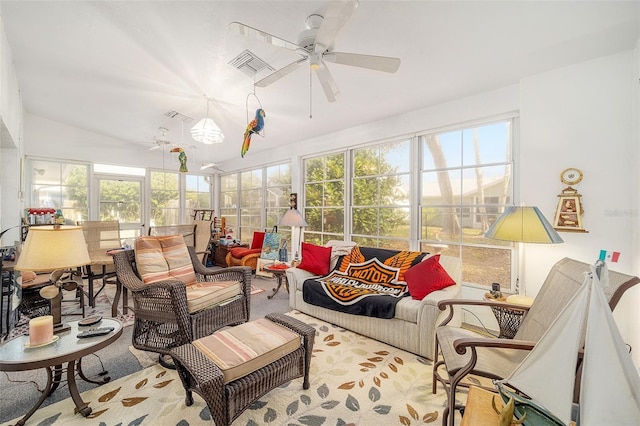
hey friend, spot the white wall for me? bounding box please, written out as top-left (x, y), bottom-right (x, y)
top-left (24, 114), bottom-right (164, 169)
top-left (520, 50), bottom-right (640, 364)
top-left (0, 6), bottom-right (24, 244)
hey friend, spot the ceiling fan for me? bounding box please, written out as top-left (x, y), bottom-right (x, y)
top-left (229, 0), bottom-right (400, 102)
top-left (149, 127), bottom-right (172, 150)
top-left (149, 126), bottom-right (196, 151)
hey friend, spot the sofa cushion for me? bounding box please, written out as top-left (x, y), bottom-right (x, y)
top-left (229, 247), bottom-right (261, 259)
top-left (394, 297), bottom-right (420, 322)
top-left (405, 254), bottom-right (456, 300)
top-left (193, 318), bottom-right (301, 383)
top-left (185, 280), bottom-right (242, 313)
top-left (135, 235), bottom-right (197, 286)
top-left (298, 242), bottom-right (332, 276)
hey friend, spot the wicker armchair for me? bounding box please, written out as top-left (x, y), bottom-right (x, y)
top-left (112, 246), bottom-right (252, 362)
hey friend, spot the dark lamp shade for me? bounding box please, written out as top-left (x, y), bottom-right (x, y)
top-left (15, 225), bottom-right (91, 272)
top-left (278, 209), bottom-right (308, 227)
top-left (484, 206), bottom-right (564, 244)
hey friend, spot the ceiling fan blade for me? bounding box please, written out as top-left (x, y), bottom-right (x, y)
top-left (229, 22), bottom-right (299, 52)
top-left (315, 63), bottom-right (341, 102)
top-left (323, 52), bottom-right (401, 73)
top-left (314, 0), bottom-right (359, 53)
top-left (200, 163), bottom-right (224, 172)
top-left (255, 58), bottom-right (307, 87)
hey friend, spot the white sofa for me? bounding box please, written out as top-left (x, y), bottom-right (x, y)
top-left (286, 253), bottom-right (462, 360)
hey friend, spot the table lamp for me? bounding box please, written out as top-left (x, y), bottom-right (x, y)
top-left (14, 225), bottom-right (91, 329)
top-left (278, 208), bottom-right (308, 264)
top-left (484, 206), bottom-right (563, 295)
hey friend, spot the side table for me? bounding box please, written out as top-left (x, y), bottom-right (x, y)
top-left (213, 242), bottom-right (248, 267)
top-left (0, 318), bottom-right (123, 425)
top-left (264, 264), bottom-right (290, 299)
top-left (484, 294), bottom-right (533, 339)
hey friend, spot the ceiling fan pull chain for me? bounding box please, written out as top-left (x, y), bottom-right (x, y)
top-left (309, 66), bottom-right (313, 119)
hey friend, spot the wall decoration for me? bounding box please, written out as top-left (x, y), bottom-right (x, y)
top-left (553, 167), bottom-right (588, 232)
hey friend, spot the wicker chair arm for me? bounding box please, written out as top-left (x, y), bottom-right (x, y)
top-left (112, 250), bottom-right (147, 292)
top-left (188, 247), bottom-right (252, 295)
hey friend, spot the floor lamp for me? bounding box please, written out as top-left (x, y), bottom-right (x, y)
top-left (484, 206), bottom-right (563, 296)
top-left (278, 208), bottom-right (308, 265)
top-left (14, 225), bottom-right (91, 329)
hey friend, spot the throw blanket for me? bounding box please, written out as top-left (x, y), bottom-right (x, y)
top-left (302, 248), bottom-right (425, 319)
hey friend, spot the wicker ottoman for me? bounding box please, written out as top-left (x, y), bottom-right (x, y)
top-left (170, 313), bottom-right (315, 426)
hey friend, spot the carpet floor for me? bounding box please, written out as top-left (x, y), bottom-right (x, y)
top-left (0, 271), bottom-right (291, 424)
top-left (2, 311), bottom-right (460, 425)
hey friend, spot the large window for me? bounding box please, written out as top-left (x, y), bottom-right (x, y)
top-left (266, 163), bottom-right (292, 230)
top-left (302, 117), bottom-right (516, 290)
top-left (240, 169), bottom-right (263, 240)
top-left (304, 153), bottom-right (345, 245)
top-left (29, 159), bottom-right (89, 223)
top-left (220, 163), bottom-right (291, 243)
top-left (149, 170), bottom-right (179, 226)
top-left (420, 119), bottom-right (513, 288)
top-left (352, 139), bottom-right (411, 250)
top-left (220, 173), bottom-right (239, 233)
top-left (185, 174), bottom-right (212, 213)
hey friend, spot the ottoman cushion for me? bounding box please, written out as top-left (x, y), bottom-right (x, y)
top-left (193, 318), bottom-right (301, 383)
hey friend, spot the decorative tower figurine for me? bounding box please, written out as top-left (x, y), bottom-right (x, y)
top-left (553, 168), bottom-right (588, 233)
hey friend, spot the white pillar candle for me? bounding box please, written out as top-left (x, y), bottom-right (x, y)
top-left (29, 315), bottom-right (54, 346)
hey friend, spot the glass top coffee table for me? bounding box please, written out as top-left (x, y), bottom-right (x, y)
top-left (0, 317), bottom-right (123, 425)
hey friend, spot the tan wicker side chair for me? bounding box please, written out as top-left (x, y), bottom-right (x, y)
top-left (77, 220), bottom-right (122, 307)
top-left (112, 246), bottom-right (252, 364)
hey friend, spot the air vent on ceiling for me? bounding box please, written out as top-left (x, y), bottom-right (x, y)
top-left (165, 110), bottom-right (193, 122)
top-left (229, 50), bottom-right (274, 77)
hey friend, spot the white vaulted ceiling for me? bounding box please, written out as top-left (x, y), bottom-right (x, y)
top-left (2, 0), bottom-right (639, 165)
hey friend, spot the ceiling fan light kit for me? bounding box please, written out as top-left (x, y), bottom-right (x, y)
top-left (191, 97), bottom-right (224, 144)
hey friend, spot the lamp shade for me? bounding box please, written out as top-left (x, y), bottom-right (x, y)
top-left (190, 118), bottom-right (224, 144)
top-left (278, 209), bottom-right (308, 227)
top-left (15, 225), bottom-right (91, 272)
top-left (484, 206), bottom-right (564, 244)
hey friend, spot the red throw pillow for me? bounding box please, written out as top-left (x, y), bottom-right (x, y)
top-left (297, 242), bottom-right (332, 276)
top-left (251, 232), bottom-right (266, 250)
top-left (404, 254), bottom-right (456, 300)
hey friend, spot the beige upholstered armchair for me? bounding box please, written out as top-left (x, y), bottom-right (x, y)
top-left (112, 236), bottom-right (252, 366)
top-left (432, 257), bottom-right (640, 426)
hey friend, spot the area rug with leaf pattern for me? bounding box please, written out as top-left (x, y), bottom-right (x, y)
top-left (4, 311), bottom-right (463, 425)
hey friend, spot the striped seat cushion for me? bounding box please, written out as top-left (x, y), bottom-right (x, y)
top-left (193, 318), bottom-right (301, 383)
top-left (185, 280), bottom-right (242, 313)
top-left (135, 235), bottom-right (197, 286)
